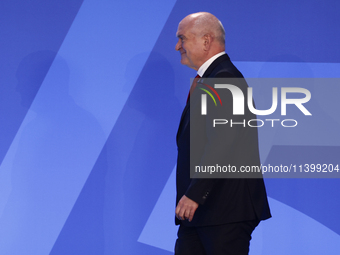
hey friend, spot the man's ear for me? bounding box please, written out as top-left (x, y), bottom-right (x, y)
top-left (203, 34), bottom-right (212, 51)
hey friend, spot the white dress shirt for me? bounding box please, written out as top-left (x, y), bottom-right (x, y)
top-left (197, 51), bottom-right (225, 77)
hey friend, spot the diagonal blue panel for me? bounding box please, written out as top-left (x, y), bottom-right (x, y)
top-left (138, 166), bottom-right (177, 251)
top-left (0, 0), bottom-right (84, 166)
top-left (0, 0), bottom-right (176, 254)
top-left (46, 0), bottom-right (176, 254)
top-left (51, 50), bottom-right (180, 254)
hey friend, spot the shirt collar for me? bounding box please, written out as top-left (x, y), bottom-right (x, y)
top-left (197, 51), bottom-right (225, 77)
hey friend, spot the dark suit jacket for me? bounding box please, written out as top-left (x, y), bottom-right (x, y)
top-left (176, 54), bottom-right (271, 226)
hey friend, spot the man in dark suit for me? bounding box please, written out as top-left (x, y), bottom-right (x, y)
top-left (174, 12), bottom-right (271, 255)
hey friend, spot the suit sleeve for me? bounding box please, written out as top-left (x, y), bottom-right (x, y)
top-left (184, 72), bottom-right (251, 205)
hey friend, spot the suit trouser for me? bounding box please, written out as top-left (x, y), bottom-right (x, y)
top-left (175, 220), bottom-right (259, 255)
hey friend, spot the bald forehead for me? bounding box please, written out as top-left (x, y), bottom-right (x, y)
top-left (178, 12), bottom-right (219, 34)
top-left (176, 17), bottom-right (195, 37)
top-left (182, 12), bottom-right (213, 23)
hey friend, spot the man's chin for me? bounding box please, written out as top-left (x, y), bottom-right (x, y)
top-left (180, 58), bottom-right (188, 66)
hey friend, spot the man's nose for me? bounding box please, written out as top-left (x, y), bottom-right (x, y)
top-left (175, 39), bottom-right (181, 51)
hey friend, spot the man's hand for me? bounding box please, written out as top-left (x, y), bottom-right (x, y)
top-left (175, 195), bottom-right (199, 222)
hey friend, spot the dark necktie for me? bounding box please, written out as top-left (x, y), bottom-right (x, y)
top-left (186, 74), bottom-right (201, 103)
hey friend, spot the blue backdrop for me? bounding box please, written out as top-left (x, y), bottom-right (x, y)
top-left (0, 0), bottom-right (340, 254)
